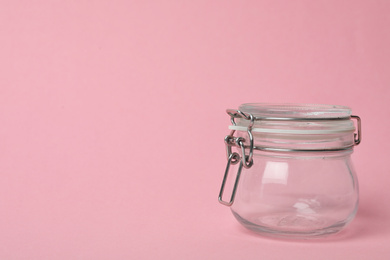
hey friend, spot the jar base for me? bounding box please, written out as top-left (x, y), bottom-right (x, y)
top-left (232, 210), bottom-right (351, 239)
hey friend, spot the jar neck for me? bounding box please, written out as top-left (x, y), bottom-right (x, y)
top-left (250, 148), bottom-right (353, 159)
top-left (233, 130), bottom-right (355, 152)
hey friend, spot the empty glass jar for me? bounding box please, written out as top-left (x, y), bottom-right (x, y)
top-left (218, 104), bottom-right (361, 239)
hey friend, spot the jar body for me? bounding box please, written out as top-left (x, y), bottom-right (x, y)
top-left (230, 150), bottom-right (359, 239)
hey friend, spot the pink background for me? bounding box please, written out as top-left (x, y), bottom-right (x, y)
top-left (1, 1), bottom-right (389, 259)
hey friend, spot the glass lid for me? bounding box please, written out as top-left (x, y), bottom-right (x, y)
top-left (238, 103), bottom-right (352, 119)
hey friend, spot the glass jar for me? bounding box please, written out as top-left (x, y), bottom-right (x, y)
top-left (218, 104), bottom-right (361, 239)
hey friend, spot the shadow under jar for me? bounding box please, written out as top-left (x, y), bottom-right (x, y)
top-left (218, 103), bottom-right (361, 239)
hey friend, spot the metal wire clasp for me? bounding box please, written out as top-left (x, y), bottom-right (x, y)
top-left (225, 110), bottom-right (255, 168)
top-left (218, 152), bottom-right (243, 206)
top-left (219, 110), bottom-right (255, 206)
top-left (351, 115), bottom-right (362, 145)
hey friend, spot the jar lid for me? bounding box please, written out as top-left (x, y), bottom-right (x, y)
top-left (227, 103), bottom-right (360, 151)
top-left (230, 103), bottom-right (355, 135)
top-left (238, 103), bottom-right (351, 119)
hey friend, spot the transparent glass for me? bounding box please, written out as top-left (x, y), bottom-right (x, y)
top-left (231, 150), bottom-right (359, 239)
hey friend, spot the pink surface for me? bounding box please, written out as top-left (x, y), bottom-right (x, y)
top-left (0, 1), bottom-right (389, 259)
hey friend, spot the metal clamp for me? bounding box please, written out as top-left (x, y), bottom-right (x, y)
top-left (226, 110), bottom-right (255, 168)
top-left (351, 115), bottom-right (361, 145)
top-left (218, 152), bottom-right (243, 206)
top-left (219, 110), bottom-right (255, 207)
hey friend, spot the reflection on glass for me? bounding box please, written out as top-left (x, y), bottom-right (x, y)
top-left (262, 161), bottom-right (289, 185)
